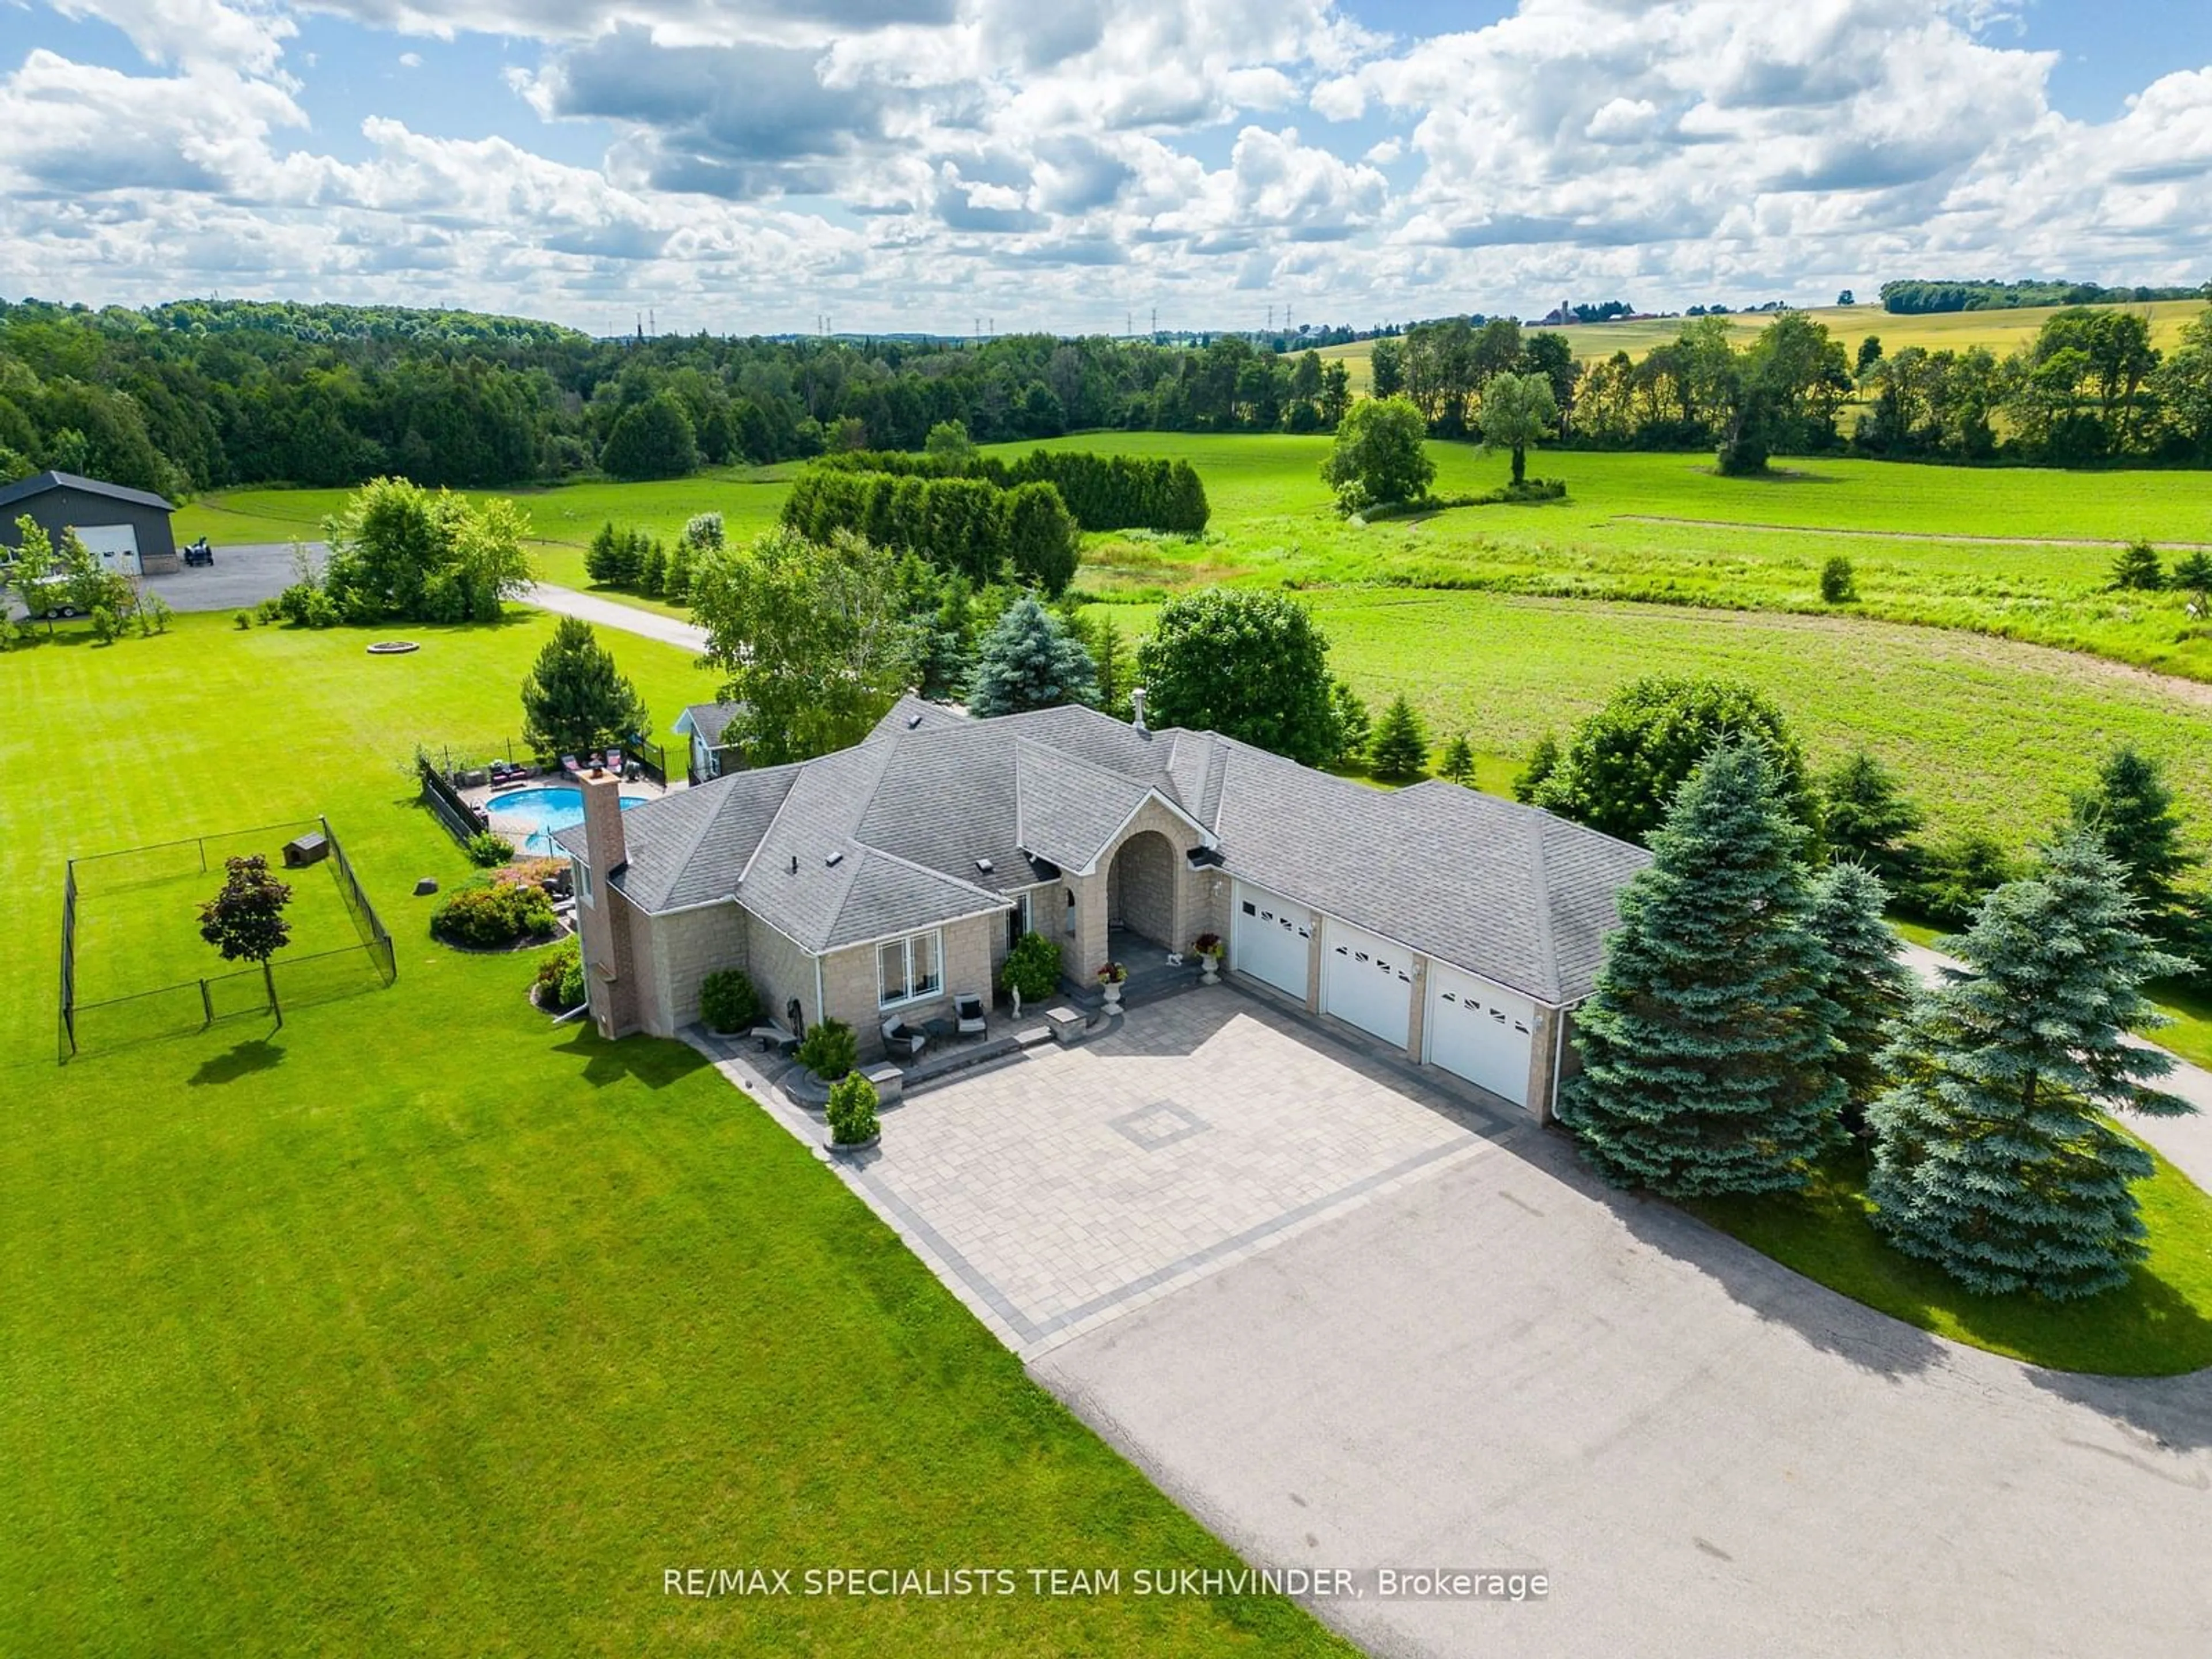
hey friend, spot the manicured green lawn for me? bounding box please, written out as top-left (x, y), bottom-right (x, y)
top-left (0, 615), bottom-right (1353, 1657)
top-left (1690, 1144), bottom-right (2212, 1376)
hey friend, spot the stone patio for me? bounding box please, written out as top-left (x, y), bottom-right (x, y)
top-left (696, 984), bottom-right (1522, 1357)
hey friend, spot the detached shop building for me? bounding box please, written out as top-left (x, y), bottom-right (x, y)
top-left (0, 471), bottom-right (180, 575)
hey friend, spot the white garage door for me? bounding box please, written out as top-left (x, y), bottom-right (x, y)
top-left (1426, 964), bottom-right (1536, 1108)
top-left (1232, 881), bottom-right (1310, 999)
top-left (73, 524), bottom-right (141, 577)
top-left (1321, 918), bottom-right (1412, 1049)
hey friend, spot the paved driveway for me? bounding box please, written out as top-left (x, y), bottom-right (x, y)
top-left (839, 991), bottom-right (1513, 1354)
top-left (143, 541), bottom-right (323, 613)
top-left (1032, 1120), bottom-right (2212, 1659)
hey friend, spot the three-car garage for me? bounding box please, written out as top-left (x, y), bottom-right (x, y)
top-left (1231, 880), bottom-right (1538, 1112)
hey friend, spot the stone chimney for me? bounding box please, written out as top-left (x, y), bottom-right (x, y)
top-left (580, 763), bottom-right (628, 874)
top-left (1130, 686), bottom-right (1148, 736)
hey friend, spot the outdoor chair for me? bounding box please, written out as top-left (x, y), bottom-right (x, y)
top-left (560, 754), bottom-right (582, 778)
top-left (882, 1017), bottom-right (926, 1059)
top-left (954, 993), bottom-right (987, 1040)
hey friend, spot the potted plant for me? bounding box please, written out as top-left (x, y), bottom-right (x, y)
top-left (1193, 933), bottom-right (1224, 985)
top-left (1096, 960), bottom-right (1127, 1009)
top-left (825, 1070), bottom-right (881, 1154)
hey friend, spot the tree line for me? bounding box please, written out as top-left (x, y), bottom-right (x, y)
top-left (0, 296), bottom-right (1353, 498)
top-left (810, 440), bottom-right (1210, 532)
top-left (1880, 278), bottom-right (2210, 315)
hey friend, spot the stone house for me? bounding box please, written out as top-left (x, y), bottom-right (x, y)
top-left (561, 695), bottom-right (1648, 1122)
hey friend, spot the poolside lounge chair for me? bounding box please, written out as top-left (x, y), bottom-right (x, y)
top-left (560, 753), bottom-right (583, 778)
top-left (954, 993), bottom-right (987, 1040)
top-left (882, 1017), bottom-right (926, 1059)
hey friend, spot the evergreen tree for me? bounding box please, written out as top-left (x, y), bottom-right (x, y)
top-left (1003, 481), bottom-right (1080, 594)
top-left (663, 543), bottom-right (693, 604)
top-left (1328, 679), bottom-right (1370, 768)
top-left (1819, 751), bottom-right (1926, 891)
top-left (1439, 732), bottom-right (1475, 786)
top-left (584, 520), bottom-right (621, 584)
top-left (599, 392), bottom-right (698, 481)
top-left (2070, 746), bottom-right (2202, 967)
top-left (1368, 695), bottom-right (1430, 781)
top-left (1512, 732), bottom-right (1559, 804)
top-left (967, 596), bottom-right (1098, 718)
top-left (640, 539), bottom-right (668, 596)
top-left (1082, 610), bottom-right (1131, 719)
top-left (1560, 738), bottom-right (1846, 1198)
top-left (1868, 830), bottom-right (2192, 1299)
top-left (520, 616), bottom-right (650, 757)
top-left (1804, 862), bottom-right (1914, 1132)
top-left (2108, 541), bottom-right (2163, 591)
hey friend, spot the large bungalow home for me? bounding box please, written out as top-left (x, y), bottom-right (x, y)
top-left (560, 694), bottom-right (1649, 1121)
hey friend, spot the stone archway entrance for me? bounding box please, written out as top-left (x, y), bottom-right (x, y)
top-left (1107, 829), bottom-right (1178, 948)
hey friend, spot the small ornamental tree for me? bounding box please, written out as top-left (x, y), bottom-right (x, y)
top-left (1805, 862), bottom-right (1915, 1132)
top-left (1439, 733), bottom-right (1475, 786)
top-left (827, 1071), bottom-right (881, 1146)
top-left (1135, 589), bottom-right (1339, 767)
top-left (1868, 830), bottom-right (2194, 1299)
top-left (1819, 751), bottom-right (1926, 892)
top-left (1320, 395), bottom-right (1435, 513)
top-left (7, 514), bottom-right (63, 627)
top-left (199, 855), bottom-right (295, 1025)
top-left (968, 597), bottom-right (1098, 717)
top-left (1368, 695), bottom-right (1430, 781)
top-left (1560, 738), bottom-right (1846, 1198)
top-left (1000, 930), bottom-right (1062, 1005)
top-left (1533, 676), bottom-right (1816, 846)
top-left (520, 616), bottom-right (650, 759)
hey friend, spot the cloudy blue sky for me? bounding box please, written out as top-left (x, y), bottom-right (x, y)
top-left (2, 1), bottom-right (2207, 335)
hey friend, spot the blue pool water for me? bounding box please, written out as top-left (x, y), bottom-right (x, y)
top-left (487, 785), bottom-right (647, 856)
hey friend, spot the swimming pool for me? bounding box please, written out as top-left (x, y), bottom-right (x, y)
top-left (485, 785), bottom-right (648, 856)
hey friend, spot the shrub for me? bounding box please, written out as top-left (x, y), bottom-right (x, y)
top-left (464, 831), bottom-right (514, 867)
top-left (1820, 555), bottom-right (1858, 603)
top-left (532, 939), bottom-right (586, 1010)
top-left (2109, 541), bottom-right (2163, 592)
top-left (254, 597), bottom-right (283, 625)
top-left (1000, 930), bottom-right (1062, 1003)
top-left (89, 604), bottom-right (120, 643)
top-left (493, 857), bottom-right (568, 891)
top-left (826, 1072), bottom-right (881, 1146)
top-left (797, 1017), bottom-right (859, 1081)
top-left (431, 881), bottom-right (558, 948)
top-left (699, 967), bottom-right (763, 1033)
top-left (234, 610), bottom-right (252, 629)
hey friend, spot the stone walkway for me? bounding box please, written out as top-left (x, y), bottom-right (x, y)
top-left (690, 986), bottom-right (1520, 1358)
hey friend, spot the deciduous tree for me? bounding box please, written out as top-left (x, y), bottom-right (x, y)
top-left (1320, 396), bottom-right (1434, 512)
top-left (1135, 589), bottom-right (1338, 767)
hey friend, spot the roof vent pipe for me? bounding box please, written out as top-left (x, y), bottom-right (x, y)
top-left (1130, 686), bottom-right (1148, 736)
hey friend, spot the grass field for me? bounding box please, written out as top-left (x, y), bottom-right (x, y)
top-left (1316, 298), bottom-right (2211, 389)
top-left (0, 616), bottom-right (1351, 1657)
top-left (1691, 1141), bottom-right (2212, 1377)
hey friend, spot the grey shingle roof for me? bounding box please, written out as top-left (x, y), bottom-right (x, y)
top-left (574, 697), bottom-right (1645, 1000)
top-left (0, 469), bottom-right (175, 514)
top-left (680, 702), bottom-right (743, 748)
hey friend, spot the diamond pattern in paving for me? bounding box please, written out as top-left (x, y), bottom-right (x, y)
top-left (847, 987), bottom-right (1508, 1353)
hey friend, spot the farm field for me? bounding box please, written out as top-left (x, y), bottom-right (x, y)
top-left (178, 434), bottom-right (2212, 681)
top-left (0, 614), bottom-right (1350, 1658)
top-left (1316, 298), bottom-right (2210, 388)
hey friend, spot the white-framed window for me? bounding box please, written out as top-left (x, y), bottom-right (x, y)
top-left (1014, 889), bottom-right (1034, 934)
top-left (574, 857), bottom-right (593, 903)
top-left (878, 930), bottom-right (942, 1009)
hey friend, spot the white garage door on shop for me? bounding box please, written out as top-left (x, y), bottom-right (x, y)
top-left (1232, 881), bottom-right (1311, 999)
top-left (72, 524), bottom-right (142, 577)
top-left (1425, 964), bottom-right (1535, 1107)
top-left (1321, 917), bottom-right (1412, 1050)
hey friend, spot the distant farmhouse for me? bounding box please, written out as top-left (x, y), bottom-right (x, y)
top-left (0, 471), bottom-right (179, 575)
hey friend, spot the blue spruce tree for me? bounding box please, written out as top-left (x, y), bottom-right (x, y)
top-left (1867, 828), bottom-right (2194, 1299)
top-left (967, 597), bottom-right (1098, 718)
top-left (1560, 737), bottom-right (1846, 1197)
top-left (1804, 861), bottom-right (1915, 1134)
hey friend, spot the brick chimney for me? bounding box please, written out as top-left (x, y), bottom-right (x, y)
top-left (581, 762), bottom-right (628, 874)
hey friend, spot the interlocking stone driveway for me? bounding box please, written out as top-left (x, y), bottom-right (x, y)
top-left (843, 988), bottom-right (1515, 1355)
